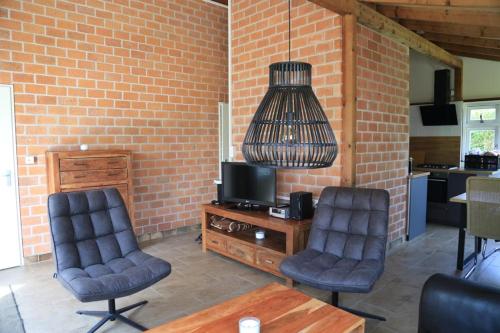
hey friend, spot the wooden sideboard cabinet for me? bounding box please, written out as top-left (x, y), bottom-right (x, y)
top-left (46, 150), bottom-right (134, 226)
top-left (201, 204), bottom-right (312, 286)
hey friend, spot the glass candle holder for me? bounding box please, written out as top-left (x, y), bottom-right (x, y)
top-left (239, 317), bottom-right (260, 333)
top-left (255, 230), bottom-right (265, 240)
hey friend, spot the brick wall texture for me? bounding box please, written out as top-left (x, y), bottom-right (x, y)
top-left (232, 2), bottom-right (410, 242)
top-left (355, 25), bottom-right (410, 241)
top-left (0, 0), bottom-right (228, 257)
top-left (1, 0), bottom-right (410, 257)
top-left (231, 0), bottom-right (344, 198)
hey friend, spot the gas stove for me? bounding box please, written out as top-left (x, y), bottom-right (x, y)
top-left (416, 163), bottom-right (457, 170)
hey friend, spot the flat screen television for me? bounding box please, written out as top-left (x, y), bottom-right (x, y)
top-left (222, 162), bottom-right (276, 207)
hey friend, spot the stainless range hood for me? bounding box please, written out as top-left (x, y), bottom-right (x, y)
top-left (420, 69), bottom-right (458, 126)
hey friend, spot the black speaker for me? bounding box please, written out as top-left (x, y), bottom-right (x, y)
top-left (434, 69), bottom-right (450, 105)
top-left (290, 191), bottom-right (313, 220)
top-left (217, 183), bottom-right (224, 203)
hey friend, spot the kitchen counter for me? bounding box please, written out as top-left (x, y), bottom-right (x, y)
top-left (408, 171), bottom-right (430, 179)
top-left (449, 168), bottom-right (500, 176)
top-left (450, 192), bottom-right (466, 204)
top-left (413, 167), bottom-right (450, 173)
top-left (414, 167), bottom-right (500, 176)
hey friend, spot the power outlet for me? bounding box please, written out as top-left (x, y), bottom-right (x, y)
top-left (25, 155), bottom-right (36, 165)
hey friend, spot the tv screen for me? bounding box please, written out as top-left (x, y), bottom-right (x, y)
top-left (222, 162), bottom-right (276, 206)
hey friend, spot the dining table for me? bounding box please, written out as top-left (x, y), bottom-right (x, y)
top-left (449, 192), bottom-right (481, 271)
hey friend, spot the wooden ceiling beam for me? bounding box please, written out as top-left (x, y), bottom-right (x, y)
top-left (400, 19), bottom-right (500, 39)
top-left (359, 0), bottom-right (500, 8)
top-left (435, 42), bottom-right (500, 61)
top-left (308, 0), bottom-right (463, 68)
top-left (378, 5), bottom-right (500, 28)
top-left (445, 50), bottom-right (500, 62)
top-left (422, 32), bottom-right (500, 50)
top-left (308, 0), bottom-right (357, 15)
top-left (452, 0), bottom-right (500, 7)
top-left (357, 5), bottom-right (463, 67)
top-left (210, 0), bottom-right (228, 5)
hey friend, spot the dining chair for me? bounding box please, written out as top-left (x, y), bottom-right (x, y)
top-left (465, 176), bottom-right (500, 278)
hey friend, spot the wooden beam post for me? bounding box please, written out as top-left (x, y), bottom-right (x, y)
top-left (342, 14), bottom-right (357, 187)
top-left (454, 66), bottom-right (463, 101)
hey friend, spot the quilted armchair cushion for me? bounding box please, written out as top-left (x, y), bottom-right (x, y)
top-left (48, 189), bottom-right (171, 302)
top-left (280, 186), bottom-right (389, 293)
top-left (308, 187), bottom-right (389, 261)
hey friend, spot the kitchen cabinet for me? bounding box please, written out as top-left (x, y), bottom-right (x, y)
top-left (446, 172), bottom-right (476, 227)
top-left (407, 172), bottom-right (429, 240)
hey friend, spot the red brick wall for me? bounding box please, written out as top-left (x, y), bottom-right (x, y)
top-left (0, 0), bottom-right (228, 257)
top-left (355, 25), bottom-right (409, 242)
top-left (231, 3), bottom-right (409, 242)
top-left (231, 0), bottom-right (343, 197)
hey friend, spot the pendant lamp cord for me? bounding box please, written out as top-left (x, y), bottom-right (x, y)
top-left (288, 0), bottom-right (291, 62)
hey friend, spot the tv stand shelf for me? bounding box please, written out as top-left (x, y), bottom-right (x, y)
top-left (201, 204), bottom-right (312, 286)
top-left (208, 227), bottom-right (286, 253)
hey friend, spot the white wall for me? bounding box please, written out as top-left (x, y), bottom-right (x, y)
top-left (462, 57), bottom-right (500, 101)
top-left (410, 50), bottom-right (500, 103)
top-left (410, 50), bottom-right (454, 104)
top-left (410, 102), bottom-right (463, 137)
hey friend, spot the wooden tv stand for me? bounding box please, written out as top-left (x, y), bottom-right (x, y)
top-left (201, 204), bottom-right (312, 286)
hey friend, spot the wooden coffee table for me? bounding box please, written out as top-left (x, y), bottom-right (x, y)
top-left (147, 283), bottom-right (365, 333)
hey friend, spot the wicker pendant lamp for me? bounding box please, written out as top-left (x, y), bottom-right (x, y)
top-left (242, 0), bottom-right (338, 169)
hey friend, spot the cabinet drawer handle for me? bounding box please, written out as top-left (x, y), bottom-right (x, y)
top-left (264, 259), bottom-right (274, 265)
top-left (107, 172), bottom-right (121, 176)
top-left (74, 162), bottom-right (88, 166)
top-left (236, 249), bottom-right (245, 256)
top-left (211, 240), bottom-right (219, 245)
top-left (107, 161), bottom-right (119, 164)
top-left (74, 174), bottom-right (87, 179)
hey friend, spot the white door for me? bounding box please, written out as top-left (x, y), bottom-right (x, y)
top-left (0, 85), bottom-right (22, 270)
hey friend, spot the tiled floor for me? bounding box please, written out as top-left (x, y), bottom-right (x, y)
top-left (1, 224), bottom-right (499, 333)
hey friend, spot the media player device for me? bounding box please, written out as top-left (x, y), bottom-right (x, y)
top-left (269, 205), bottom-right (290, 219)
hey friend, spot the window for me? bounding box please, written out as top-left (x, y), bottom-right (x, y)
top-left (462, 101), bottom-right (500, 158)
top-left (469, 129), bottom-right (496, 152)
top-left (470, 108), bottom-right (496, 122)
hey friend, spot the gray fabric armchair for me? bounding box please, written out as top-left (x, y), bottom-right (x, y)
top-left (419, 274), bottom-right (500, 333)
top-left (48, 188), bottom-right (171, 332)
top-left (280, 186), bottom-right (389, 320)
